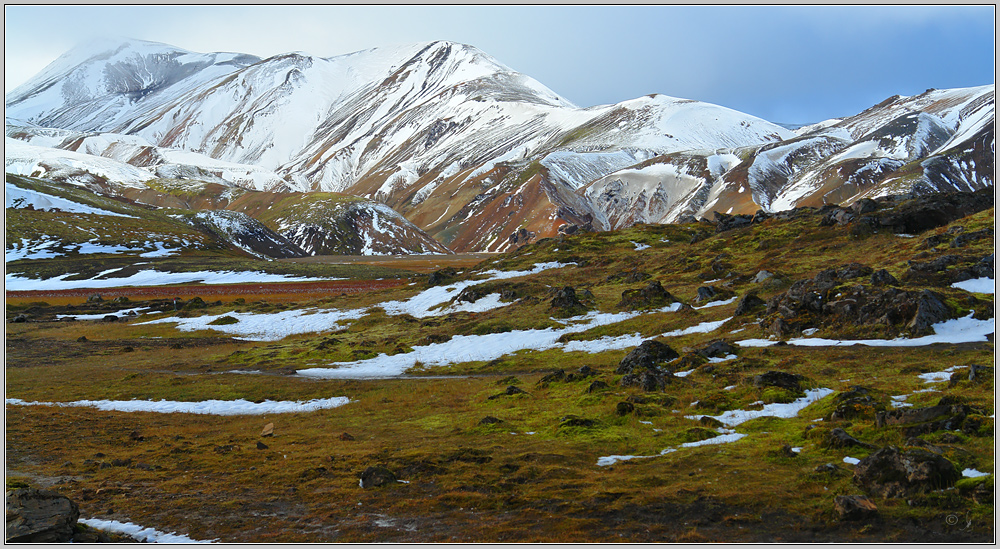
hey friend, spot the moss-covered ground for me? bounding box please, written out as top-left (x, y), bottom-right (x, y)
top-left (5, 203), bottom-right (994, 542)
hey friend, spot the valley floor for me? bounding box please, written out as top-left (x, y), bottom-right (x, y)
top-left (5, 207), bottom-right (995, 543)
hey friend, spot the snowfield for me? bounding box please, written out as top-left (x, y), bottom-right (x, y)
top-left (4, 269), bottom-right (330, 291)
top-left (5, 396), bottom-right (351, 416)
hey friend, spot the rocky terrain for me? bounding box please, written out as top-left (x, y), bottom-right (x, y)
top-left (5, 189), bottom-right (994, 542)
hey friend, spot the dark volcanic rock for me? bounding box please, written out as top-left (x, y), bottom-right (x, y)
top-left (620, 370), bottom-right (674, 392)
top-left (479, 416), bottom-right (504, 425)
top-left (852, 446), bottom-right (961, 498)
top-left (617, 281), bottom-right (677, 310)
top-left (360, 466), bottom-right (398, 488)
top-left (830, 386), bottom-right (888, 421)
top-left (615, 402), bottom-right (636, 416)
top-left (488, 386), bottom-right (528, 400)
top-left (833, 495), bottom-right (879, 521)
top-left (427, 267), bottom-right (457, 286)
top-left (586, 380), bottom-right (609, 393)
top-left (870, 269), bottom-right (899, 286)
top-left (617, 340), bottom-right (679, 375)
top-left (827, 428), bottom-right (875, 450)
top-left (692, 339), bottom-right (735, 359)
top-left (550, 286), bottom-right (588, 315)
top-left (853, 189), bottom-right (994, 235)
top-left (734, 292), bottom-right (765, 316)
top-left (5, 488), bottom-right (80, 543)
top-left (875, 404), bottom-right (972, 437)
top-left (752, 371), bottom-right (805, 391)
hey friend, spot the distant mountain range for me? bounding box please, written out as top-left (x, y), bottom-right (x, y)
top-left (5, 38), bottom-right (994, 256)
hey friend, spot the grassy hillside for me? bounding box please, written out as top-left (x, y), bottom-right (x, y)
top-left (5, 191), bottom-right (994, 542)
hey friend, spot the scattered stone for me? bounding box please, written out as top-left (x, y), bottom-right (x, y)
top-left (87, 294), bottom-right (103, 303)
top-left (734, 292), bottom-right (765, 316)
top-left (617, 281), bottom-right (677, 310)
top-left (76, 336), bottom-right (88, 342)
top-left (815, 463), bottom-right (840, 473)
top-left (488, 386), bottom-right (528, 400)
top-left (479, 416), bottom-right (504, 425)
top-left (615, 402), bottom-right (635, 416)
top-left (128, 430), bottom-right (143, 442)
top-left (537, 370), bottom-right (566, 385)
top-left (5, 488), bottom-right (80, 543)
top-left (338, 432), bottom-right (355, 441)
top-left (827, 428), bottom-right (875, 449)
top-left (753, 270), bottom-right (775, 283)
top-left (875, 404), bottom-right (972, 437)
top-left (360, 466), bottom-right (397, 488)
top-left (870, 269), bottom-right (899, 286)
top-left (455, 286), bottom-right (483, 304)
top-left (752, 371), bottom-right (804, 391)
top-left (549, 286), bottom-right (588, 315)
top-left (586, 380), bottom-right (609, 393)
top-left (776, 444), bottom-right (798, 458)
top-left (620, 370), bottom-right (674, 392)
top-left (103, 315), bottom-right (118, 322)
top-left (830, 386), bottom-right (888, 421)
top-left (427, 267), bottom-right (457, 287)
top-left (853, 446), bottom-right (961, 498)
top-left (559, 417), bottom-right (596, 428)
top-left (256, 441), bottom-right (269, 450)
top-left (261, 423), bottom-right (274, 437)
top-left (833, 495), bottom-right (879, 521)
top-left (111, 458), bottom-right (132, 467)
top-left (692, 339), bottom-right (735, 359)
top-left (616, 340), bottom-right (679, 375)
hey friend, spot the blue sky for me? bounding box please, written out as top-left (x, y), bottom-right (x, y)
top-left (4, 5), bottom-right (995, 124)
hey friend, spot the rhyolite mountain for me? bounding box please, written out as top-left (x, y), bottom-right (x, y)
top-left (5, 38), bottom-right (995, 255)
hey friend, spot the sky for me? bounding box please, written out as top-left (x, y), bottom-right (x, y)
top-left (3, 5), bottom-right (995, 124)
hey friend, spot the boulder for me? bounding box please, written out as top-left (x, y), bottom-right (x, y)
top-left (875, 404), bottom-right (971, 437)
top-left (488, 386), bottom-right (528, 400)
top-left (479, 416), bottom-right (504, 425)
top-left (752, 371), bottom-right (804, 391)
top-left (830, 386), bottom-right (888, 420)
top-left (734, 292), bottom-right (765, 316)
top-left (617, 281), bottom-right (677, 310)
top-left (549, 286), bottom-right (587, 315)
top-left (620, 371), bottom-right (673, 392)
top-left (827, 428), bottom-right (875, 449)
top-left (586, 380), bottom-right (609, 393)
top-left (5, 488), bottom-right (80, 543)
top-left (692, 339), bottom-right (735, 359)
top-left (359, 466), bottom-right (398, 488)
top-left (853, 189), bottom-right (993, 235)
top-left (617, 340), bottom-right (679, 375)
top-left (615, 402), bottom-right (635, 416)
top-left (833, 495), bottom-right (878, 521)
top-left (870, 269), bottom-right (898, 286)
top-left (852, 446), bottom-right (961, 498)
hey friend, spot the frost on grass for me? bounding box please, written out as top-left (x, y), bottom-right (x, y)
top-left (5, 396), bottom-right (350, 415)
top-left (79, 518), bottom-right (214, 543)
top-left (736, 314), bottom-right (994, 348)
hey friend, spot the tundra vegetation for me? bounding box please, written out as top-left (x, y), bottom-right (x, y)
top-left (5, 192), bottom-right (994, 543)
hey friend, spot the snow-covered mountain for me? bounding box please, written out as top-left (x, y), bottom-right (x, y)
top-left (6, 38), bottom-right (796, 251)
top-left (580, 85), bottom-right (994, 227)
top-left (6, 38), bottom-right (993, 252)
